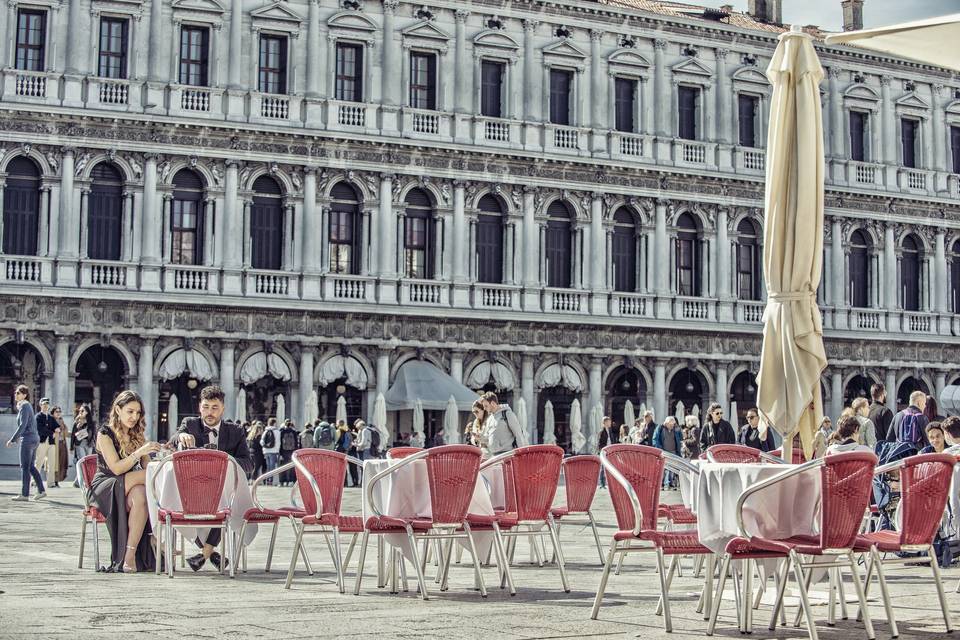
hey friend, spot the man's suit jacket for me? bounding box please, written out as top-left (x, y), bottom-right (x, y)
top-left (176, 417), bottom-right (253, 475)
top-left (35, 412), bottom-right (57, 444)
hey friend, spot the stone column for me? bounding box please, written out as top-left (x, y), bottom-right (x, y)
top-left (589, 30), bottom-right (605, 130)
top-left (587, 357), bottom-right (603, 451)
top-left (452, 181), bottom-right (467, 282)
top-left (450, 350), bottom-right (464, 384)
top-left (830, 369), bottom-right (843, 420)
top-left (54, 150), bottom-right (79, 284)
top-left (301, 168), bottom-right (320, 296)
top-left (521, 354), bottom-right (535, 443)
top-left (140, 156), bottom-right (160, 263)
top-left (299, 347), bottom-right (314, 428)
top-left (828, 68), bottom-right (843, 163)
top-left (64, 0), bottom-right (86, 75)
top-left (883, 223), bottom-right (897, 309)
top-left (138, 339), bottom-right (155, 438)
top-left (885, 369), bottom-right (897, 413)
top-left (653, 359), bottom-right (667, 425)
top-left (654, 199), bottom-right (670, 317)
top-left (53, 335), bottom-right (71, 424)
top-left (522, 187), bottom-right (538, 287)
top-left (453, 10), bottom-right (469, 113)
top-left (522, 20), bottom-right (539, 122)
top-left (378, 175), bottom-right (395, 278)
top-left (716, 206), bottom-right (732, 320)
top-left (222, 162), bottom-right (242, 293)
top-left (148, 0), bottom-right (165, 81)
top-left (227, 0), bottom-right (243, 89)
top-left (715, 362), bottom-right (729, 412)
top-left (380, 0), bottom-right (400, 134)
top-left (934, 230), bottom-right (947, 313)
top-left (220, 342), bottom-right (236, 418)
top-left (832, 217), bottom-right (845, 307)
top-left (590, 193), bottom-right (604, 289)
top-left (305, 0), bottom-right (321, 97)
top-left (376, 349), bottom-right (391, 398)
top-left (936, 371), bottom-right (947, 404)
top-left (653, 39), bottom-right (670, 137)
top-left (880, 77), bottom-right (895, 165)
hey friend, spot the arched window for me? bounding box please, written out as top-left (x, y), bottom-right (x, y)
top-left (476, 194), bottom-right (504, 284)
top-left (612, 207), bottom-right (639, 292)
top-left (545, 201), bottom-right (573, 288)
top-left (901, 234), bottom-right (922, 311)
top-left (329, 182), bottom-right (361, 275)
top-left (848, 229), bottom-right (871, 308)
top-left (675, 212), bottom-right (702, 296)
top-left (87, 163), bottom-right (124, 261)
top-left (171, 169), bottom-right (205, 265)
top-left (2, 157), bottom-right (41, 256)
top-left (736, 218), bottom-right (761, 301)
top-left (251, 175), bottom-right (284, 270)
top-left (951, 240), bottom-right (960, 314)
top-left (403, 188), bottom-right (434, 279)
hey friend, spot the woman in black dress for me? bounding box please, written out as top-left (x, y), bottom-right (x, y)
top-left (88, 390), bottom-right (160, 572)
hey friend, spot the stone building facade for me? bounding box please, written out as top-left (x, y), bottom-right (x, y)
top-left (0, 0), bottom-right (959, 449)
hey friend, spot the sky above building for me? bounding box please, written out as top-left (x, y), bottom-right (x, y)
top-left (695, 0), bottom-right (959, 31)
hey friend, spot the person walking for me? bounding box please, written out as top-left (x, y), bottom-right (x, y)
top-left (868, 383), bottom-right (894, 443)
top-left (247, 421), bottom-right (266, 480)
top-left (5, 385), bottom-right (45, 501)
top-left (333, 421), bottom-right (357, 486)
top-left (34, 397), bottom-right (59, 488)
top-left (888, 390), bottom-right (929, 448)
top-left (478, 392), bottom-right (526, 456)
top-left (652, 417), bottom-right (682, 489)
top-left (71, 404), bottom-right (95, 461)
top-left (681, 415), bottom-right (702, 459)
top-left (278, 419), bottom-right (300, 486)
top-left (312, 420), bottom-right (336, 450)
top-left (699, 402), bottom-right (737, 451)
top-left (51, 406), bottom-right (69, 485)
top-left (851, 397), bottom-right (877, 449)
top-left (260, 418), bottom-right (281, 485)
top-left (812, 416), bottom-right (833, 458)
top-left (299, 422), bottom-right (315, 449)
top-left (738, 408), bottom-right (775, 452)
top-left (596, 416), bottom-right (618, 489)
top-left (637, 411), bottom-right (657, 446)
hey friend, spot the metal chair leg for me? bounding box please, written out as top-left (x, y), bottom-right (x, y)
top-left (707, 553), bottom-right (732, 636)
top-left (768, 557), bottom-right (792, 631)
top-left (332, 529), bottom-right (345, 594)
top-left (587, 512), bottom-right (605, 566)
top-left (828, 567), bottom-right (838, 627)
top-left (264, 521), bottom-right (279, 572)
top-left (166, 519), bottom-right (175, 579)
top-left (353, 531), bottom-right (370, 595)
top-left (492, 522), bottom-right (515, 595)
top-left (789, 550), bottom-right (819, 640)
top-left (867, 547), bottom-right (897, 637)
top-left (656, 555), bottom-right (679, 615)
top-left (742, 558), bottom-right (754, 633)
top-left (78, 516), bottom-right (88, 569)
top-left (154, 525), bottom-right (162, 576)
top-left (405, 526), bottom-right (429, 600)
top-left (656, 547), bottom-right (673, 632)
top-left (845, 551), bottom-right (875, 640)
top-left (546, 515), bottom-right (569, 593)
top-left (837, 564), bottom-right (849, 620)
top-left (284, 521), bottom-right (304, 590)
top-left (179, 533), bottom-right (185, 569)
top-left (928, 544), bottom-right (954, 633)
top-left (343, 533), bottom-right (358, 573)
top-left (614, 549), bottom-right (626, 575)
top-left (590, 539), bottom-right (619, 620)
top-left (464, 522), bottom-right (488, 598)
top-left (92, 522), bottom-right (101, 570)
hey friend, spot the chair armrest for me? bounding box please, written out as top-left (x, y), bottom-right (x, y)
top-left (251, 462), bottom-right (296, 511)
top-left (735, 457), bottom-right (826, 538)
top-left (874, 460), bottom-right (905, 475)
top-left (346, 455), bottom-right (363, 468)
top-left (759, 451), bottom-right (787, 464)
top-left (150, 457), bottom-right (174, 513)
top-left (290, 455), bottom-right (326, 519)
top-left (364, 449), bottom-right (430, 519)
top-left (600, 449), bottom-right (644, 536)
top-left (225, 456), bottom-right (246, 510)
top-left (663, 451), bottom-right (699, 475)
top-left (479, 450), bottom-right (515, 472)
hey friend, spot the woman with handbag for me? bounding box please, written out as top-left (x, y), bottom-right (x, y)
top-left (52, 406), bottom-right (69, 485)
top-left (71, 404), bottom-right (95, 461)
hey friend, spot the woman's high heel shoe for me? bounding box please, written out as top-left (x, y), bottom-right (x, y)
top-left (123, 545), bottom-right (137, 573)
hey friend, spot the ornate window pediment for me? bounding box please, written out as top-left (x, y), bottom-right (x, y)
top-left (895, 92), bottom-right (929, 110)
top-left (844, 84), bottom-right (880, 101)
top-left (91, 0), bottom-right (144, 13)
top-left (402, 19), bottom-right (450, 52)
top-left (732, 66), bottom-right (768, 86)
top-left (607, 48), bottom-right (650, 76)
top-left (672, 57), bottom-right (712, 78)
top-left (250, 2), bottom-right (303, 35)
top-left (473, 29), bottom-right (520, 59)
top-left (327, 10), bottom-right (378, 33)
top-left (171, 0), bottom-right (225, 18)
top-left (542, 39), bottom-right (586, 72)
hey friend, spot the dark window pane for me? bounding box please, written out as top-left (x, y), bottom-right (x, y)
top-left (251, 177), bottom-right (283, 270)
top-left (404, 189), bottom-right (434, 279)
top-left (676, 221), bottom-right (701, 296)
top-left (480, 60), bottom-right (504, 118)
top-left (738, 94), bottom-right (758, 147)
top-left (849, 111), bottom-right (866, 162)
top-left (476, 214), bottom-right (504, 283)
top-left (614, 78), bottom-right (636, 133)
top-left (98, 17), bottom-right (128, 79)
top-left (549, 69), bottom-right (572, 125)
top-left (15, 10), bottom-right (46, 72)
top-left (259, 35), bottom-right (287, 94)
top-left (409, 52), bottom-right (437, 110)
top-left (678, 86), bottom-right (699, 140)
top-left (329, 183), bottom-right (360, 275)
top-left (179, 27), bottom-right (209, 86)
top-left (612, 216), bottom-right (637, 292)
top-left (171, 169), bottom-right (205, 265)
top-left (952, 125), bottom-right (960, 174)
top-left (901, 118), bottom-right (918, 168)
top-left (88, 164), bottom-right (124, 261)
top-left (901, 237), bottom-right (921, 311)
top-left (2, 157), bottom-right (41, 256)
top-left (335, 43), bottom-right (363, 102)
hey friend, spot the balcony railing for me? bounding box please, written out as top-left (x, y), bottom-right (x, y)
top-left (899, 168), bottom-right (929, 192)
top-left (81, 261), bottom-right (131, 288)
top-left (674, 296), bottom-right (714, 320)
top-left (337, 102), bottom-right (365, 127)
top-left (610, 292), bottom-right (654, 317)
top-left (163, 265), bottom-right (217, 293)
top-left (259, 94), bottom-right (290, 120)
top-left (400, 279), bottom-right (447, 306)
top-left (680, 141), bottom-right (706, 165)
top-left (2, 256), bottom-right (47, 283)
top-left (544, 288), bottom-right (588, 313)
top-left (743, 149), bottom-right (765, 172)
top-left (324, 274), bottom-right (373, 302)
top-left (98, 79), bottom-right (129, 105)
top-left (850, 161), bottom-right (880, 186)
top-left (902, 311), bottom-right (935, 333)
top-left (181, 87), bottom-right (211, 112)
top-left (553, 126), bottom-right (579, 150)
top-left (472, 283), bottom-right (520, 310)
top-left (247, 269), bottom-right (292, 296)
top-left (15, 71), bottom-right (46, 97)
top-left (735, 300), bottom-right (765, 323)
top-left (850, 308), bottom-right (884, 331)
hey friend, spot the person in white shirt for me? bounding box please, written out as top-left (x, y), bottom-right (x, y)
top-left (479, 392), bottom-right (527, 457)
top-left (851, 397), bottom-right (878, 449)
top-left (260, 418), bottom-right (281, 484)
top-left (825, 415), bottom-right (874, 456)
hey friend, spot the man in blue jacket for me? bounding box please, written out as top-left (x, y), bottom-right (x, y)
top-left (653, 416), bottom-right (682, 490)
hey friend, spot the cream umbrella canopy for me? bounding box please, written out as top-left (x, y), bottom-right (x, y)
top-left (373, 392), bottom-right (389, 444)
top-left (235, 388), bottom-right (247, 423)
top-left (824, 14), bottom-right (960, 73)
top-left (569, 399), bottom-right (585, 453)
top-left (756, 26), bottom-right (827, 461)
top-left (412, 398), bottom-right (425, 447)
top-left (335, 395), bottom-right (347, 426)
top-left (275, 394), bottom-right (286, 424)
top-left (515, 397), bottom-right (528, 443)
top-left (623, 400), bottom-right (635, 431)
top-left (167, 395), bottom-right (179, 436)
top-left (543, 401), bottom-right (557, 445)
top-left (306, 390), bottom-right (319, 425)
top-left (443, 395), bottom-right (459, 444)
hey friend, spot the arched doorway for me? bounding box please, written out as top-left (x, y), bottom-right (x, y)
top-left (897, 376), bottom-right (930, 411)
top-left (0, 342), bottom-right (45, 414)
top-left (239, 351), bottom-right (293, 423)
top-left (668, 367), bottom-right (708, 420)
top-left (316, 354), bottom-right (369, 427)
top-left (465, 360), bottom-right (514, 407)
top-left (157, 376), bottom-right (202, 441)
top-left (75, 345), bottom-right (127, 424)
top-left (537, 387), bottom-right (578, 453)
top-left (606, 366), bottom-right (647, 427)
top-left (320, 378), bottom-right (364, 427)
top-left (729, 370), bottom-right (757, 427)
top-left (844, 374), bottom-right (875, 408)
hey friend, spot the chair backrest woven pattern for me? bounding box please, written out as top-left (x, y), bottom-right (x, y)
top-left (897, 453), bottom-right (956, 547)
top-left (293, 449), bottom-right (348, 517)
top-left (387, 447), bottom-right (423, 459)
top-left (605, 444), bottom-right (664, 532)
top-left (560, 455), bottom-right (601, 512)
top-left (79, 454), bottom-right (98, 490)
top-left (708, 444), bottom-right (762, 464)
top-left (172, 450), bottom-right (229, 516)
top-left (819, 451), bottom-right (877, 550)
top-left (425, 445), bottom-right (482, 524)
top-left (502, 459), bottom-right (518, 512)
top-left (512, 445), bottom-right (563, 521)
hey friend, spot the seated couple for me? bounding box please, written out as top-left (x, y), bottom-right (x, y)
top-left (88, 385), bottom-right (251, 573)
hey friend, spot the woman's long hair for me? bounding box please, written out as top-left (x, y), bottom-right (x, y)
top-left (106, 390), bottom-right (146, 458)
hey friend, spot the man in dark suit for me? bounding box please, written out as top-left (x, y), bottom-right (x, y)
top-left (597, 416), bottom-right (618, 489)
top-left (174, 385), bottom-right (251, 572)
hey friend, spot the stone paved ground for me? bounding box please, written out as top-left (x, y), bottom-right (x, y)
top-left (0, 476), bottom-right (957, 640)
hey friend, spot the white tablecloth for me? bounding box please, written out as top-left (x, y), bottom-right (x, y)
top-left (695, 462), bottom-right (821, 555)
top-left (146, 459), bottom-right (257, 559)
top-left (361, 458), bottom-right (495, 561)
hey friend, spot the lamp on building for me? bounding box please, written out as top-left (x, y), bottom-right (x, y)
top-left (684, 369), bottom-right (695, 394)
top-left (747, 382), bottom-right (756, 395)
top-left (336, 384), bottom-right (347, 395)
top-left (187, 378), bottom-right (198, 390)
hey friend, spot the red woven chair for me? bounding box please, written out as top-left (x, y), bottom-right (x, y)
top-left (590, 444), bottom-right (712, 631)
top-left (706, 444), bottom-right (785, 465)
top-left (284, 449), bottom-right (364, 593)
top-left (387, 447), bottom-right (423, 459)
top-left (550, 455), bottom-right (605, 565)
top-left (239, 463), bottom-right (309, 575)
top-left (77, 455), bottom-right (105, 569)
top-left (355, 445), bottom-right (506, 600)
top-left (706, 451), bottom-right (878, 639)
top-left (153, 449), bottom-right (243, 578)
top-left (479, 445), bottom-right (568, 592)
top-left (852, 453), bottom-right (956, 636)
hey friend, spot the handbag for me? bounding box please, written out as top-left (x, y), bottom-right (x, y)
top-left (74, 428), bottom-right (89, 441)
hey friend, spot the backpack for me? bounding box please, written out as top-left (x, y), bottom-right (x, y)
top-left (299, 431), bottom-right (313, 449)
top-left (368, 428), bottom-right (381, 458)
top-left (897, 409), bottom-right (923, 446)
top-left (262, 429), bottom-right (276, 449)
top-left (315, 424), bottom-right (334, 447)
top-left (281, 429), bottom-right (298, 452)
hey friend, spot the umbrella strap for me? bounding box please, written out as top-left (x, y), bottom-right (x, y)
top-left (767, 291), bottom-right (814, 302)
